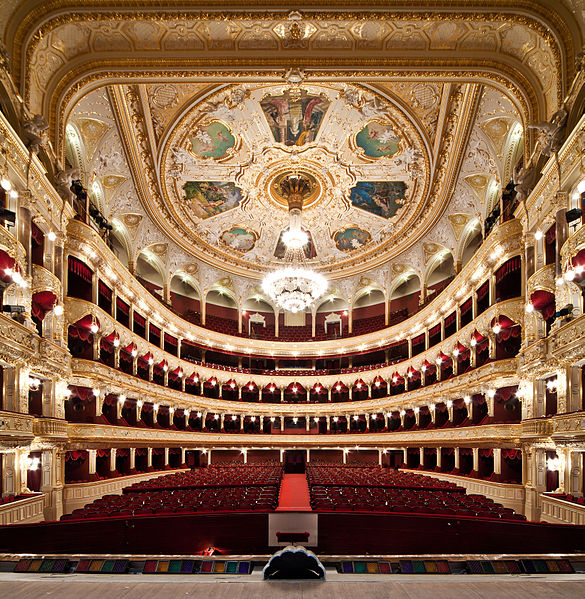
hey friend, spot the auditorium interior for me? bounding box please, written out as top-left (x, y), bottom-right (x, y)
top-left (1, 0), bottom-right (585, 595)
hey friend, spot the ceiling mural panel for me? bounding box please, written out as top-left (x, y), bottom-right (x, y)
top-left (259, 89), bottom-right (330, 146)
top-left (349, 181), bottom-right (407, 219)
top-left (188, 121), bottom-right (237, 159)
top-left (182, 181), bottom-right (243, 220)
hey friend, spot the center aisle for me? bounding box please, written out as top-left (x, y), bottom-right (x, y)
top-left (276, 473), bottom-right (312, 511)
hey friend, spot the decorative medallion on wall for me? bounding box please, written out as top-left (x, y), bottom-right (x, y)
top-left (182, 181), bottom-right (243, 219)
top-left (354, 121), bottom-right (401, 159)
top-left (274, 227), bottom-right (317, 259)
top-left (349, 181), bottom-right (407, 219)
top-left (189, 121), bottom-right (236, 159)
top-left (260, 89), bottom-right (329, 146)
top-left (334, 227), bottom-right (371, 251)
top-left (220, 227), bottom-right (257, 252)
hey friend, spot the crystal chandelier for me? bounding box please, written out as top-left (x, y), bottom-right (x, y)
top-left (262, 172), bottom-right (327, 313)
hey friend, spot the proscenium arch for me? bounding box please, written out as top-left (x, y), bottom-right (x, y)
top-left (5, 2), bottom-right (581, 158)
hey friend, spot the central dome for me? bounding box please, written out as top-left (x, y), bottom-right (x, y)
top-left (158, 82), bottom-right (432, 278)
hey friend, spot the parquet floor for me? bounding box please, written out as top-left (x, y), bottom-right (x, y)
top-left (1, 573), bottom-right (585, 599)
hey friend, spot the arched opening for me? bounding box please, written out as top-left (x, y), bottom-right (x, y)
top-left (461, 226), bottom-right (483, 269)
top-left (170, 274), bottom-right (200, 324)
top-left (353, 289), bottom-right (385, 335)
top-left (243, 296), bottom-right (274, 340)
top-left (315, 296), bottom-right (348, 342)
top-left (136, 252), bottom-right (165, 302)
top-left (205, 289), bottom-right (238, 335)
top-left (390, 274), bottom-right (420, 321)
top-left (426, 252), bottom-right (455, 302)
top-left (110, 229), bottom-right (129, 267)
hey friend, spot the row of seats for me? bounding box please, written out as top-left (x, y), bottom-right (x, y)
top-left (306, 465), bottom-right (526, 521)
top-left (306, 465), bottom-right (460, 490)
top-left (546, 493), bottom-right (585, 506)
top-left (60, 463), bottom-right (285, 520)
top-left (62, 485), bottom-right (279, 519)
top-left (126, 464), bottom-right (283, 491)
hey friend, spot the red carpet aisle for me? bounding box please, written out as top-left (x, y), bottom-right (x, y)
top-left (276, 474), bottom-right (312, 511)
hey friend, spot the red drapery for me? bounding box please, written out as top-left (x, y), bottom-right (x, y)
top-left (31, 291), bottom-right (57, 320)
top-left (68, 256), bottom-right (93, 283)
top-left (495, 256), bottom-right (521, 282)
top-left (66, 450), bottom-right (88, 461)
top-left (98, 280), bottom-right (112, 300)
top-left (502, 449), bottom-right (522, 460)
top-left (477, 281), bottom-right (489, 300)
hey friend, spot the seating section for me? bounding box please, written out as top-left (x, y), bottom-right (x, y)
top-left (307, 465), bottom-right (526, 520)
top-left (546, 493), bottom-right (585, 507)
top-left (61, 463), bottom-right (283, 520)
top-left (0, 493), bottom-right (39, 506)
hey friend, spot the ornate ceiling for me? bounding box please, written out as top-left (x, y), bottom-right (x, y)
top-left (2, 0), bottom-right (582, 301)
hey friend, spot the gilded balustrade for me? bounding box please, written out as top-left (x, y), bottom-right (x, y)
top-left (66, 295), bottom-right (523, 393)
top-left (71, 356), bottom-right (518, 419)
top-left (66, 217), bottom-right (523, 359)
top-left (66, 421), bottom-right (521, 450)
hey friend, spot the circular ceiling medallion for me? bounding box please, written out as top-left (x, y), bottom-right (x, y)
top-left (267, 168), bottom-right (323, 209)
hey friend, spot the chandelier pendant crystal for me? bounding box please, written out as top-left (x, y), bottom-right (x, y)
top-left (262, 171), bottom-right (327, 313)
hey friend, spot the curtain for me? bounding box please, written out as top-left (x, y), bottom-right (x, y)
top-left (68, 256), bottom-right (93, 283)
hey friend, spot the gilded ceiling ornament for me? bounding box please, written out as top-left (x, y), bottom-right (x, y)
top-left (447, 213), bottom-right (472, 241)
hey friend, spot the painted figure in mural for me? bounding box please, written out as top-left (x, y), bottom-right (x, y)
top-left (349, 181), bottom-right (407, 219)
top-left (355, 122), bottom-right (401, 158)
top-left (220, 227), bottom-right (256, 251)
top-left (189, 121), bottom-right (236, 159)
top-left (183, 181), bottom-right (243, 219)
top-left (260, 90), bottom-right (329, 146)
top-left (334, 227), bottom-right (371, 251)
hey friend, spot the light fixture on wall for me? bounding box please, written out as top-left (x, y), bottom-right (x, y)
top-left (262, 172), bottom-right (327, 313)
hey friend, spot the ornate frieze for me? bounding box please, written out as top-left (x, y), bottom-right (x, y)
top-left (0, 410), bottom-right (35, 447)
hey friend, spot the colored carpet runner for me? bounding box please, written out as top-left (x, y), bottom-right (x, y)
top-left (276, 473), bottom-right (312, 511)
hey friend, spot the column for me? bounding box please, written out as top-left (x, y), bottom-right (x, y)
top-left (240, 415), bottom-right (245, 431)
top-left (260, 415), bottom-right (264, 432)
top-left (147, 447), bottom-right (153, 471)
top-left (378, 449), bottom-right (383, 466)
top-left (326, 415), bottom-right (331, 432)
top-left (419, 447), bottom-right (425, 469)
top-left (402, 447), bottom-right (408, 466)
top-left (568, 451), bottom-right (584, 497)
top-left (206, 449), bottom-right (212, 465)
top-left (534, 379), bottom-right (546, 418)
top-left (446, 400), bottom-right (454, 423)
top-left (41, 449), bottom-right (64, 520)
top-left (487, 330), bottom-right (497, 360)
top-left (220, 413), bottom-right (225, 431)
top-left (129, 448), bottom-right (136, 474)
top-left (485, 390), bottom-right (495, 419)
top-left (453, 447), bottom-right (460, 474)
top-left (348, 300), bottom-right (353, 335)
top-left (180, 448), bottom-right (186, 467)
top-left (88, 450), bottom-right (97, 477)
top-left (472, 447), bottom-right (479, 477)
top-left (109, 449), bottom-right (117, 475)
top-left (555, 196), bottom-right (569, 277)
top-left (17, 195), bottom-right (32, 275)
top-left (2, 364), bottom-right (28, 413)
top-left (429, 405), bottom-right (436, 426)
top-left (436, 447), bottom-right (442, 471)
top-left (1, 453), bottom-right (19, 497)
top-left (488, 273), bottom-right (496, 306)
top-left (306, 417), bottom-right (310, 431)
top-left (164, 447), bottom-right (169, 468)
top-left (274, 309), bottom-right (279, 338)
top-left (414, 407), bottom-right (420, 428)
top-left (311, 308), bottom-right (316, 338)
top-left (493, 448), bottom-right (502, 482)
top-left (327, 387), bottom-right (332, 403)
top-left (568, 365), bottom-right (583, 413)
top-left (53, 233), bottom-right (66, 287)
top-left (306, 449), bottom-right (310, 463)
